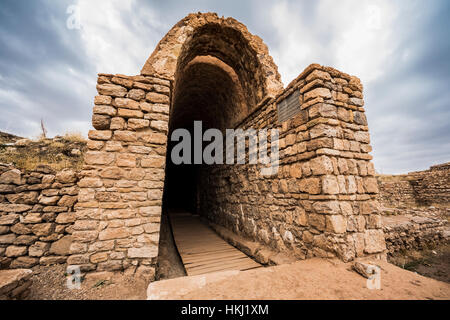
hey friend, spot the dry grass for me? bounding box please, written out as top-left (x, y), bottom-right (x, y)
top-left (0, 132), bottom-right (87, 171)
top-left (63, 132), bottom-right (87, 143)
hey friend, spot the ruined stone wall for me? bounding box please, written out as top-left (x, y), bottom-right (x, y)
top-left (377, 162), bottom-right (450, 209)
top-left (67, 13), bottom-right (388, 272)
top-left (383, 215), bottom-right (448, 254)
top-left (68, 74), bottom-right (169, 275)
top-left (0, 269), bottom-right (33, 300)
top-left (377, 175), bottom-right (418, 209)
top-left (0, 164), bottom-right (78, 269)
top-left (198, 64), bottom-right (385, 262)
top-left (412, 163), bottom-right (450, 206)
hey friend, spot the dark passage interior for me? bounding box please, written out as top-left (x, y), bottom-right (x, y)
top-left (163, 56), bottom-right (247, 215)
top-left (156, 24), bottom-right (274, 279)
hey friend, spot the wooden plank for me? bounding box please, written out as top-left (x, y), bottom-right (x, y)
top-left (185, 261), bottom-right (261, 274)
top-left (169, 211), bottom-right (262, 276)
top-left (177, 246), bottom-right (236, 254)
top-left (188, 261), bottom-right (262, 276)
top-left (186, 257), bottom-right (260, 270)
top-left (182, 251), bottom-right (248, 264)
top-left (184, 255), bottom-right (260, 272)
top-left (185, 255), bottom-right (251, 268)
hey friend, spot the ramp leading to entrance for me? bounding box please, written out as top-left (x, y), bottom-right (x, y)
top-left (169, 211), bottom-right (262, 276)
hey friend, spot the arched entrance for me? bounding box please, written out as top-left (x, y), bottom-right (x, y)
top-left (70, 12), bottom-right (385, 276)
top-left (153, 15), bottom-right (284, 275)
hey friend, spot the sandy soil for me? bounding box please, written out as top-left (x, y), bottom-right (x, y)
top-left (26, 264), bottom-right (148, 300)
top-left (23, 257), bottom-right (450, 300)
top-left (152, 258), bottom-right (450, 300)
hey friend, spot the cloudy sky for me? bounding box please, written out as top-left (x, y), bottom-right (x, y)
top-left (0, 0), bottom-right (449, 174)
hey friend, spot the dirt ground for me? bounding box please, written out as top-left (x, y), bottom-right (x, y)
top-left (25, 214), bottom-right (186, 300)
top-left (23, 223), bottom-right (449, 300)
top-left (150, 258), bottom-right (450, 300)
top-left (26, 264), bottom-right (148, 300)
top-left (24, 256), bottom-right (450, 300)
top-left (388, 244), bottom-right (450, 283)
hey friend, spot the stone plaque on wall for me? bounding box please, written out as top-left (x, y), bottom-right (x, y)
top-left (277, 90), bottom-right (301, 123)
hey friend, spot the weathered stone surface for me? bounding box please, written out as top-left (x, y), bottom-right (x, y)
top-left (127, 247), bottom-right (158, 258)
top-left (114, 130), bottom-right (137, 142)
top-left (128, 119), bottom-right (150, 130)
top-left (114, 98), bottom-right (140, 110)
top-left (94, 95), bottom-right (112, 105)
top-left (116, 154), bottom-right (136, 167)
top-left (112, 76), bottom-right (133, 88)
top-left (351, 261), bottom-right (377, 278)
top-left (138, 131), bottom-right (167, 145)
top-left (22, 213), bottom-right (42, 224)
top-left (39, 256), bottom-right (67, 265)
top-left (146, 92), bottom-right (169, 104)
top-left (90, 252), bottom-right (108, 263)
top-left (88, 130), bottom-right (113, 141)
top-left (364, 229), bottom-right (386, 254)
top-left (29, 242), bottom-right (50, 257)
top-left (57, 195), bottom-right (77, 207)
top-left (322, 175), bottom-right (340, 195)
top-left (298, 178), bottom-right (321, 195)
top-left (10, 257), bottom-right (38, 268)
top-left (53, 212), bottom-right (74, 224)
top-left (94, 105), bottom-right (117, 116)
top-left (0, 169), bottom-right (22, 185)
top-left (49, 235), bottom-right (72, 256)
top-left (31, 223), bottom-right (54, 237)
top-left (0, 233), bottom-right (16, 244)
top-left (310, 156), bottom-right (334, 175)
top-left (92, 114), bottom-right (111, 130)
top-left (6, 191), bottom-right (39, 205)
top-left (304, 88), bottom-right (331, 101)
top-left (0, 269), bottom-right (32, 299)
top-left (38, 195), bottom-right (60, 206)
top-left (309, 214), bottom-right (326, 231)
top-left (325, 215), bottom-right (347, 233)
top-left (6, 246), bottom-right (28, 257)
top-left (150, 120), bottom-right (168, 133)
top-left (127, 89), bottom-right (146, 101)
top-left (0, 214), bottom-right (19, 225)
top-left (84, 152), bottom-right (115, 166)
top-left (10, 223), bottom-right (31, 235)
top-left (99, 228), bottom-right (129, 240)
top-left (110, 117), bottom-right (126, 130)
top-left (117, 108), bottom-right (144, 119)
top-left (0, 204), bottom-right (31, 213)
top-left (96, 84), bottom-right (127, 97)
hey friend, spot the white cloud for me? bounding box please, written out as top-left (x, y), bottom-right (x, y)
top-left (267, 0), bottom-right (399, 85)
top-left (76, 0), bottom-right (168, 75)
top-left (1, 0), bottom-right (447, 174)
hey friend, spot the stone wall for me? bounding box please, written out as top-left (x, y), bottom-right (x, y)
top-left (0, 269), bottom-right (33, 300)
top-left (0, 164), bottom-right (78, 269)
top-left (383, 215), bottom-right (449, 254)
top-left (412, 163), bottom-right (450, 206)
top-left (67, 13), bottom-right (386, 274)
top-left (198, 64), bottom-right (385, 262)
top-left (68, 74), bottom-right (170, 275)
top-left (377, 175), bottom-right (418, 208)
top-left (377, 162), bottom-right (450, 209)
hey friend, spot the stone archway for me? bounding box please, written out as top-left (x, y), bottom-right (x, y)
top-left (69, 12), bottom-right (386, 276)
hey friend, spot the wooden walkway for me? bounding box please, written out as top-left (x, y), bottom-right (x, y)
top-left (169, 211), bottom-right (262, 276)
